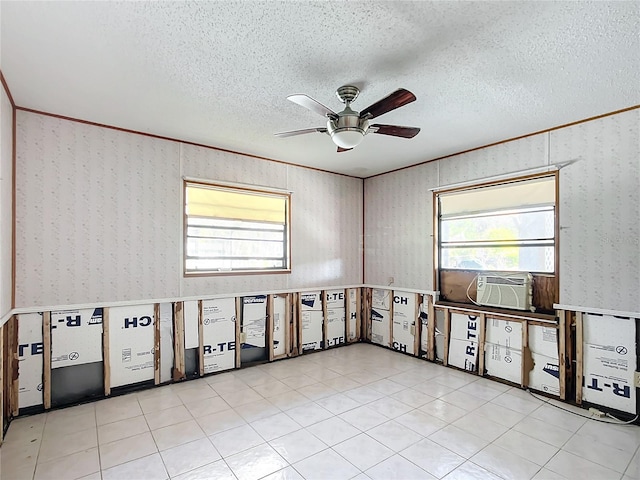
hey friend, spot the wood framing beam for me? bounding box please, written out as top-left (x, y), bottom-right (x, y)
top-left (267, 295), bottom-right (274, 361)
top-left (43, 312), bottom-right (51, 409)
top-left (427, 295), bottom-right (436, 361)
top-left (153, 304), bottom-right (161, 385)
top-left (558, 310), bottom-right (567, 400)
top-left (575, 311), bottom-right (584, 405)
top-left (322, 291), bottom-right (328, 349)
top-left (235, 298), bottom-right (242, 368)
top-left (413, 294), bottom-right (420, 357)
top-left (103, 308), bottom-right (111, 396)
top-left (198, 301), bottom-right (204, 377)
top-left (173, 302), bottom-right (186, 381)
top-left (443, 308), bottom-right (450, 366)
top-left (477, 313), bottom-right (486, 376)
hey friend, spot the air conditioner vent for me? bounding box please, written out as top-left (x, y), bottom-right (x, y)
top-left (476, 272), bottom-right (533, 311)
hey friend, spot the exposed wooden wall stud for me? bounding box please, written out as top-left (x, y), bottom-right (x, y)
top-left (103, 308), bottom-right (111, 397)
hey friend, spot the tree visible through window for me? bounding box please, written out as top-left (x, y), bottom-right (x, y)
top-left (437, 175), bottom-right (556, 273)
top-left (184, 181), bottom-right (290, 274)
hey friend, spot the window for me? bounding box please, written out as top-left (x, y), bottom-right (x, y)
top-left (436, 175), bottom-right (556, 273)
top-left (184, 181), bottom-right (290, 275)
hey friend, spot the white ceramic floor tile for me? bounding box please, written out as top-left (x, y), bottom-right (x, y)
top-left (101, 452), bottom-right (169, 480)
top-left (400, 438), bottom-right (465, 478)
top-left (367, 420), bottom-right (424, 452)
top-left (269, 391), bottom-right (313, 411)
top-left (390, 388), bottom-right (434, 408)
top-left (490, 391), bottom-right (541, 415)
top-left (429, 424), bottom-right (489, 458)
top-left (333, 433), bottom-right (393, 471)
top-left (562, 432), bottom-right (633, 473)
top-left (261, 466), bottom-right (305, 480)
top-left (471, 444), bottom-right (540, 480)
top-left (171, 459), bottom-right (237, 480)
top-left (473, 402), bottom-right (526, 428)
top-left (421, 398), bottom-right (468, 423)
top-left (625, 448), bottom-right (639, 478)
top-left (513, 417), bottom-right (573, 448)
top-left (219, 388), bottom-right (264, 408)
top-left (184, 396), bottom-right (231, 418)
top-left (138, 392), bottom-right (183, 414)
top-left (366, 454), bottom-right (436, 480)
top-left (236, 398), bottom-right (282, 423)
top-left (439, 391), bottom-right (487, 411)
top-left (367, 379), bottom-right (406, 395)
top-left (33, 447), bottom-right (100, 480)
top-left (343, 385), bottom-right (386, 404)
top-left (293, 448), bottom-right (360, 480)
top-left (285, 403), bottom-right (333, 427)
top-left (315, 393), bottom-right (362, 414)
top-left (99, 431), bottom-right (158, 470)
top-left (252, 380), bottom-right (293, 398)
top-left (531, 468), bottom-right (569, 480)
top-left (95, 397), bottom-right (143, 426)
top-left (151, 419), bottom-right (206, 451)
top-left (280, 374), bottom-right (318, 389)
top-left (322, 376), bottom-right (362, 392)
top-left (209, 423), bottom-right (265, 457)
top-left (159, 437), bottom-right (221, 477)
top-left (412, 382), bottom-right (456, 398)
top-left (225, 443), bottom-right (289, 480)
top-left (458, 382), bottom-right (503, 401)
top-left (175, 383), bottom-right (219, 403)
top-left (493, 429), bottom-right (559, 465)
top-left (43, 411), bottom-right (97, 437)
top-left (452, 412), bottom-right (509, 442)
top-left (442, 461), bottom-right (503, 480)
top-left (528, 404), bottom-right (588, 433)
top-left (306, 416), bottom-right (361, 446)
top-left (77, 472), bottom-right (102, 480)
top-left (575, 418), bottom-right (640, 454)
top-left (339, 405), bottom-right (388, 431)
top-left (196, 408), bottom-right (246, 436)
top-left (251, 411), bottom-right (302, 441)
top-left (394, 409), bottom-right (447, 436)
top-left (38, 427), bottom-right (98, 463)
top-left (144, 404), bottom-right (193, 430)
top-left (97, 414), bottom-right (149, 445)
top-left (270, 428), bottom-right (329, 463)
top-left (297, 382), bottom-right (338, 401)
top-left (545, 450), bottom-right (623, 480)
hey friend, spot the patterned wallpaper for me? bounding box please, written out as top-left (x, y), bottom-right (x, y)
top-left (364, 112), bottom-right (640, 313)
top-left (16, 112), bottom-right (181, 307)
top-left (15, 113), bottom-right (363, 307)
top-left (552, 109), bottom-right (640, 312)
top-left (0, 86), bottom-right (13, 317)
top-left (365, 162), bottom-right (438, 289)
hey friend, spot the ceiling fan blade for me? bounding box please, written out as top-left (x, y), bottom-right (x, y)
top-left (360, 89), bottom-right (416, 119)
top-left (274, 127), bottom-right (327, 138)
top-left (370, 124), bottom-right (420, 138)
top-left (337, 147), bottom-right (352, 153)
top-left (287, 94), bottom-right (336, 118)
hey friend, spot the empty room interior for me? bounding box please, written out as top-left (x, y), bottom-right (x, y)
top-left (0, 2), bottom-right (639, 480)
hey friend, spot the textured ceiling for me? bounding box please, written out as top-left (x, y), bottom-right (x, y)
top-left (1, 1), bottom-right (639, 177)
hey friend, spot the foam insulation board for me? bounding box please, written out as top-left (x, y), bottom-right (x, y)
top-left (485, 318), bottom-right (523, 350)
top-left (109, 304), bottom-right (155, 388)
top-left (18, 313), bottom-right (43, 409)
top-left (582, 313), bottom-right (637, 414)
top-left (450, 312), bottom-right (481, 344)
top-left (326, 308), bottom-right (346, 347)
top-left (202, 298), bottom-right (236, 374)
top-left (50, 308), bottom-right (103, 368)
top-left (484, 342), bottom-right (522, 384)
top-left (300, 292), bottom-right (322, 311)
top-left (529, 352), bottom-right (560, 395)
top-left (529, 324), bottom-right (559, 359)
top-left (372, 289), bottom-right (391, 311)
top-left (272, 295), bottom-right (287, 356)
top-left (183, 300), bottom-right (199, 349)
top-left (325, 289), bottom-right (345, 308)
top-left (448, 337), bottom-right (479, 372)
top-left (392, 291), bottom-right (415, 354)
top-left (348, 289), bottom-right (358, 341)
top-left (371, 308), bottom-right (390, 347)
top-left (242, 296), bottom-right (267, 348)
top-left (159, 303), bottom-right (174, 383)
top-left (302, 311), bottom-right (323, 352)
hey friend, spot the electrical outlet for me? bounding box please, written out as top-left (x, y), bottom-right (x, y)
top-left (635, 371), bottom-right (640, 388)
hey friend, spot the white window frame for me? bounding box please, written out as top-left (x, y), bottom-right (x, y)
top-left (183, 180), bottom-right (291, 276)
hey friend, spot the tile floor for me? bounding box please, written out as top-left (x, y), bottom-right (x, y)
top-left (1, 343), bottom-right (639, 480)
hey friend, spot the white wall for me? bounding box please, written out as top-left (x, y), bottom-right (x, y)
top-left (0, 84), bottom-right (12, 318)
top-left (364, 109), bottom-right (640, 313)
top-left (15, 111), bottom-right (363, 308)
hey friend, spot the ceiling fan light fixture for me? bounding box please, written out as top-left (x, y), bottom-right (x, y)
top-left (330, 128), bottom-right (365, 149)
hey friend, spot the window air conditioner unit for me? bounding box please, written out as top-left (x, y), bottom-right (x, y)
top-left (476, 272), bottom-right (533, 311)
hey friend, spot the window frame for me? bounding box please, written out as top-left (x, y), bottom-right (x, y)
top-left (433, 171), bottom-right (559, 308)
top-left (183, 180), bottom-right (291, 277)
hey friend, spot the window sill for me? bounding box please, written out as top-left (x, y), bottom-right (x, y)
top-left (434, 300), bottom-right (557, 322)
top-left (184, 269), bottom-right (291, 278)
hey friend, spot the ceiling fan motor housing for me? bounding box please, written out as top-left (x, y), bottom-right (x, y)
top-left (327, 106), bottom-right (370, 149)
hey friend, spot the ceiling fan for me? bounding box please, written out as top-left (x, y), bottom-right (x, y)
top-left (275, 85), bottom-right (420, 152)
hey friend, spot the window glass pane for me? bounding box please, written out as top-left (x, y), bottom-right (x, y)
top-left (186, 258), bottom-right (284, 271)
top-left (187, 237), bottom-right (284, 258)
top-left (441, 245), bottom-right (554, 272)
top-left (441, 208), bottom-right (554, 243)
top-left (187, 226), bottom-right (284, 242)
